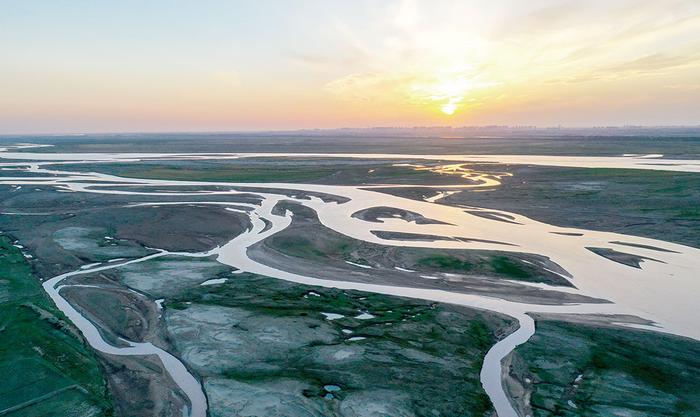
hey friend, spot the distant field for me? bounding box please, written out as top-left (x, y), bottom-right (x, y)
top-left (5, 133), bottom-right (700, 158)
top-left (444, 166), bottom-right (700, 248)
top-left (47, 159), bottom-right (462, 185)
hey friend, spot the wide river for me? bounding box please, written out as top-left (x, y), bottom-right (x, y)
top-left (1, 146), bottom-right (699, 417)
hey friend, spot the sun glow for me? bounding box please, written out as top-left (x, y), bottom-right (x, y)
top-left (441, 102), bottom-right (458, 115)
top-left (408, 71), bottom-right (497, 116)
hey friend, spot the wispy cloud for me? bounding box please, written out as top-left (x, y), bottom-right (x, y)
top-left (317, 0), bottom-right (700, 117)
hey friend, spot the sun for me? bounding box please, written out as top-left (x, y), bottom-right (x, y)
top-left (406, 67), bottom-right (498, 117)
top-left (411, 74), bottom-right (475, 116)
top-left (431, 78), bottom-right (467, 116)
top-left (441, 102), bottom-right (457, 115)
top-left (438, 96), bottom-right (463, 116)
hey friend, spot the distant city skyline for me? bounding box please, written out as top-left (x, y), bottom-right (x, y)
top-left (1, 0), bottom-right (699, 134)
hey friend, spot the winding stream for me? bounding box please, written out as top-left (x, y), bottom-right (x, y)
top-left (44, 252), bottom-right (211, 417)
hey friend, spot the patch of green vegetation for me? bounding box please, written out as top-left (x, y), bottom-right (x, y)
top-left (3, 386), bottom-right (106, 417)
top-left (676, 208), bottom-right (700, 219)
top-left (416, 255), bottom-right (474, 271)
top-left (0, 235), bottom-right (113, 416)
top-left (490, 255), bottom-right (530, 278)
top-left (516, 320), bottom-right (700, 416)
top-left (167, 272), bottom-right (513, 417)
top-left (121, 166), bottom-right (339, 183)
top-left (414, 253), bottom-right (539, 281)
top-left (269, 236), bottom-right (329, 260)
top-left (268, 233), bottom-right (358, 262)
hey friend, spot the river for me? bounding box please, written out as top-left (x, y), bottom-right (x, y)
top-left (2, 146), bottom-right (699, 416)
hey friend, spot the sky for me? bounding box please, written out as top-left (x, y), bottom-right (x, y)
top-left (1, 0), bottom-right (699, 133)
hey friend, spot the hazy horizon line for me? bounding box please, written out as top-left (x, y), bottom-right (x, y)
top-left (2, 124), bottom-right (700, 138)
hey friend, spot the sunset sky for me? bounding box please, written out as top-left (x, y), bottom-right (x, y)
top-left (1, 0), bottom-right (699, 133)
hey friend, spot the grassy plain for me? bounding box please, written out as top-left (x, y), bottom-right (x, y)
top-left (0, 235), bottom-right (113, 416)
top-left (514, 320), bottom-right (700, 416)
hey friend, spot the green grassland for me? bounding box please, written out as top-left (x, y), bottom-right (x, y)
top-left (121, 166), bottom-right (339, 183)
top-left (266, 222), bottom-right (571, 286)
top-left (514, 320), bottom-right (700, 416)
top-left (0, 235), bottom-right (113, 416)
top-left (416, 254), bottom-right (534, 279)
top-left (44, 159), bottom-right (463, 186)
